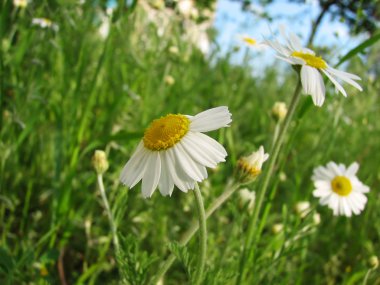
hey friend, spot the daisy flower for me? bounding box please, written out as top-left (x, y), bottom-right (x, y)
top-left (237, 146), bottom-right (269, 183)
top-left (240, 35), bottom-right (266, 50)
top-left (312, 162), bottom-right (369, 217)
top-left (120, 106), bottom-right (232, 198)
top-left (264, 28), bottom-right (362, 106)
top-left (32, 18), bottom-right (59, 31)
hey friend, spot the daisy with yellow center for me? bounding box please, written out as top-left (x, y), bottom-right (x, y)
top-left (32, 18), bottom-right (59, 31)
top-left (120, 106), bottom-right (232, 198)
top-left (312, 162), bottom-right (369, 217)
top-left (264, 28), bottom-right (362, 106)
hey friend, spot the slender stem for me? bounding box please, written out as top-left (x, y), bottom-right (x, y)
top-left (362, 269), bottom-right (373, 285)
top-left (236, 80), bottom-right (302, 284)
top-left (152, 181), bottom-right (240, 284)
top-left (97, 174), bottom-right (120, 253)
top-left (192, 183), bottom-right (207, 285)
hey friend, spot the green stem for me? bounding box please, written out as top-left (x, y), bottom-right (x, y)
top-left (236, 79), bottom-right (302, 284)
top-left (362, 268), bottom-right (373, 285)
top-left (97, 174), bottom-right (120, 254)
top-left (152, 181), bottom-right (240, 284)
top-left (192, 183), bottom-right (207, 285)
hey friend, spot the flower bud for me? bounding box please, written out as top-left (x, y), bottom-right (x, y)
top-left (92, 150), bottom-right (109, 174)
top-left (294, 201), bottom-right (311, 218)
top-left (368, 256), bottom-right (379, 269)
top-left (238, 188), bottom-right (256, 212)
top-left (272, 223), bottom-right (283, 234)
top-left (313, 212), bottom-right (321, 225)
top-left (236, 146), bottom-right (269, 184)
top-left (164, 75), bottom-right (175, 86)
top-left (169, 46), bottom-right (179, 55)
top-left (271, 102), bottom-right (287, 122)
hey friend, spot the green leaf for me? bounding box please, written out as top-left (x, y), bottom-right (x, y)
top-left (336, 33), bottom-right (380, 67)
top-left (0, 247), bottom-right (14, 274)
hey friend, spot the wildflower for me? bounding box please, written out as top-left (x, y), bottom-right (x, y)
top-left (236, 146), bottom-right (269, 184)
top-left (169, 46), bottom-right (179, 55)
top-left (177, 0), bottom-right (194, 18)
top-left (264, 28), bottom-right (362, 106)
top-left (120, 106), bottom-right (232, 198)
top-left (164, 75), bottom-right (175, 86)
top-left (271, 102), bottom-right (287, 122)
top-left (312, 162), bottom-right (369, 217)
top-left (238, 188), bottom-right (256, 212)
top-left (313, 212), bottom-right (321, 225)
top-left (241, 35), bottom-right (258, 47)
top-left (92, 150), bottom-right (109, 174)
top-left (32, 18), bottom-right (59, 31)
top-left (13, 0), bottom-right (27, 8)
top-left (241, 35), bottom-right (266, 50)
top-left (294, 201), bottom-right (311, 218)
top-left (272, 223), bottom-right (283, 234)
top-left (368, 256), bottom-right (379, 269)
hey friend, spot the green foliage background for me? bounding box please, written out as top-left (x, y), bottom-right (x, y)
top-left (0, 1), bottom-right (379, 284)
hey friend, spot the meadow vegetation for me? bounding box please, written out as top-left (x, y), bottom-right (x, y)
top-left (1, 1), bottom-right (379, 284)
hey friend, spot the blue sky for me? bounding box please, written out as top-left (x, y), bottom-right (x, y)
top-left (213, 0), bottom-right (367, 68)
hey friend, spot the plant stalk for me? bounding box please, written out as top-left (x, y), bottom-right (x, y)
top-left (236, 79), bottom-right (302, 284)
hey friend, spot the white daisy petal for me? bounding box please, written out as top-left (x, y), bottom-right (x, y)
top-left (141, 152), bottom-right (161, 198)
top-left (346, 162), bottom-right (359, 176)
top-left (158, 152), bottom-right (174, 196)
top-left (173, 143), bottom-right (205, 182)
top-left (301, 65), bottom-right (325, 106)
top-left (321, 68), bottom-right (347, 97)
top-left (326, 67), bottom-right (363, 91)
top-left (190, 106), bottom-right (232, 132)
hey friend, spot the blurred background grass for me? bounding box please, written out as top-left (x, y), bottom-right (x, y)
top-left (0, 0), bottom-right (379, 284)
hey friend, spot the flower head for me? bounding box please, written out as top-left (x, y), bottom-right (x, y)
top-left (13, 0), bottom-right (28, 8)
top-left (164, 75), bottom-right (175, 86)
top-left (238, 188), bottom-right (256, 212)
top-left (92, 150), bottom-right (109, 174)
top-left (312, 162), bottom-right (369, 217)
top-left (294, 201), bottom-right (311, 218)
top-left (240, 35), bottom-right (266, 50)
top-left (237, 146), bottom-right (269, 184)
top-left (264, 28), bottom-right (362, 106)
top-left (32, 18), bottom-right (59, 31)
top-left (271, 101), bottom-right (287, 122)
top-left (120, 107), bottom-right (232, 198)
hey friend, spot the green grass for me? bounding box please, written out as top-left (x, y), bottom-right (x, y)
top-left (1, 1), bottom-right (380, 284)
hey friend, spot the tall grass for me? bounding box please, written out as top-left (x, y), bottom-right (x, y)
top-left (0, 1), bottom-right (379, 284)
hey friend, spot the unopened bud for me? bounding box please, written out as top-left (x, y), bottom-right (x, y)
top-left (236, 146), bottom-right (269, 184)
top-left (92, 150), bottom-right (109, 174)
top-left (164, 75), bottom-right (175, 86)
top-left (272, 223), bottom-right (283, 234)
top-left (368, 256), bottom-right (379, 269)
top-left (313, 212), bottom-right (321, 225)
top-left (294, 201), bottom-right (311, 218)
top-left (271, 102), bottom-right (287, 122)
top-left (238, 188), bottom-right (256, 212)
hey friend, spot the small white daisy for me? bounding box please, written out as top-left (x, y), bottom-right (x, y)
top-left (120, 106), bottom-right (232, 198)
top-left (264, 28), bottom-right (362, 106)
top-left (237, 146), bottom-right (269, 183)
top-left (240, 35), bottom-right (266, 50)
top-left (312, 162), bottom-right (369, 217)
top-left (32, 18), bottom-right (59, 31)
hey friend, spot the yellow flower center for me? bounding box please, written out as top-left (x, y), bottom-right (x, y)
top-left (291, 51), bottom-right (327, 69)
top-left (242, 37), bottom-right (256, 46)
top-left (331, 176), bottom-right (352, 196)
top-left (143, 114), bottom-right (190, 151)
top-left (237, 159), bottom-right (261, 179)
